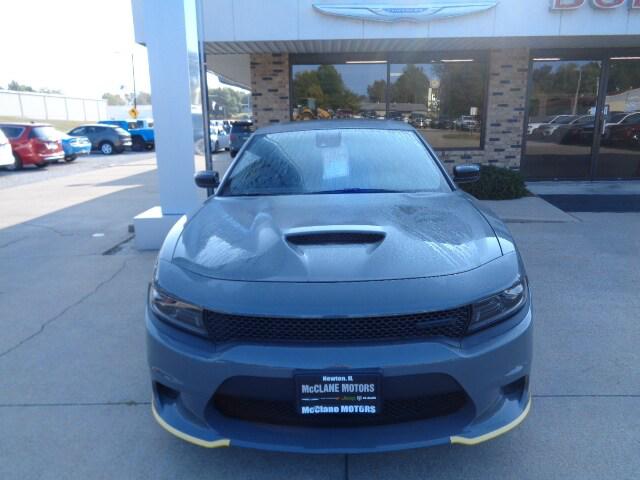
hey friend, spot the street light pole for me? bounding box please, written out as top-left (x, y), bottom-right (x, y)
top-left (131, 53), bottom-right (137, 110)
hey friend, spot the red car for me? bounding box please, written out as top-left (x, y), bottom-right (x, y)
top-left (0, 122), bottom-right (64, 170)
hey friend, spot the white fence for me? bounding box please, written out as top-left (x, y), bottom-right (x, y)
top-left (0, 89), bottom-right (107, 121)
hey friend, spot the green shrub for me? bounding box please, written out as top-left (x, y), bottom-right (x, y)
top-left (459, 165), bottom-right (530, 200)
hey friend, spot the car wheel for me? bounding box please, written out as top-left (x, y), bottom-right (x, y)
top-left (230, 150), bottom-right (237, 158)
top-left (64, 155), bottom-right (77, 163)
top-left (100, 141), bottom-right (114, 155)
top-left (5, 153), bottom-right (23, 171)
top-left (132, 136), bottom-right (145, 151)
top-left (145, 143), bottom-right (154, 151)
top-left (214, 141), bottom-right (219, 153)
top-left (34, 162), bottom-right (47, 169)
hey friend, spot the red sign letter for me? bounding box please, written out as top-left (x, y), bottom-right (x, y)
top-left (591, 0), bottom-right (624, 8)
top-left (550, 0), bottom-right (585, 10)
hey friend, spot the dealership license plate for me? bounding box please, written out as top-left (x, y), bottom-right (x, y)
top-left (295, 373), bottom-right (381, 416)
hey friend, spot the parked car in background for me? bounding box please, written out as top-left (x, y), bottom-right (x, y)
top-left (432, 117), bottom-right (454, 130)
top-left (526, 114), bottom-right (575, 136)
top-left (60, 133), bottom-right (92, 161)
top-left (0, 123), bottom-right (64, 169)
top-left (602, 112), bottom-right (640, 144)
top-left (210, 121), bottom-right (231, 151)
top-left (68, 124), bottom-right (132, 155)
top-left (192, 113), bottom-right (227, 155)
top-left (0, 128), bottom-right (14, 168)
top-left (409, 113), bottom-right (429, 129)
top-left (607, 117), bottom-right (640, 148)
top-left (541, 115), bottom-right (594, 144)
top-left (99, 119), bottom-right (155, 151)
top-left (229, 121), bottom-right (254, 157)
top-left (454, 115), bottom-right (479, 131)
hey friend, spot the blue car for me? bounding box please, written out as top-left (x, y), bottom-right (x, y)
top-left (148, 120), bottom-right (532, 453)
top-left (60, 134), bottom-right (91, 162)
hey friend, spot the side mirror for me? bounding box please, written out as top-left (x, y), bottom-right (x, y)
top-left (453, 164), bottom-right (480, 184)
top-left (194, 170), bottom-right (220, 189)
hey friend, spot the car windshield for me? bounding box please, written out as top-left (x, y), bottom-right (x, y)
top-left (32, 126), bottom-right (60, 140)
top-left (220, 128), bottom-right (450, 197)
top-left (232, 123), bottom-right (254, 134)
top-left (115, 127), bottom-right (130, 136)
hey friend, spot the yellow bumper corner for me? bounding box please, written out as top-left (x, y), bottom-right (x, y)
top-left (450, 397), bottom-right (531, 446)
top-left (152, 401), bottom-right (230, 448)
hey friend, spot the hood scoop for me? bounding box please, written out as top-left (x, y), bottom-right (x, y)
top-left (285, 226), bottom-right (386, 247)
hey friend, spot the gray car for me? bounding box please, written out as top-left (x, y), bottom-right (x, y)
top-left (68, 124), bottom-right (132, 155)
top-left (147, 120), bottom-right (532, 453)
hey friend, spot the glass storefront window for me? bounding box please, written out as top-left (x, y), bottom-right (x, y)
top-left (523, 59), bottom-right (601, 179)
top-left (291, 63), bottom-right (387, 121)
top-left (290, 56), bottom-right (487, 150)
top-left (389, 61), bottom-right (485, 149)
top-left (597, 58), bottom-right (640, 178)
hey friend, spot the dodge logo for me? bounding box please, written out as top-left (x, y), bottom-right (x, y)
top-left (551, 0), bottom-right (640, 10)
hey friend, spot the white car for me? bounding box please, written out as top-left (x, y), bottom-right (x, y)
top-left (0, 128), bottom-right (14, 168)
top-left (210, 121), bottom-right (231, 151)
top-left (527, 114), bottom-right (575, 135)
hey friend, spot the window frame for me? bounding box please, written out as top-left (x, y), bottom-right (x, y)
top-left (288, 51), bottom-right (490, 152)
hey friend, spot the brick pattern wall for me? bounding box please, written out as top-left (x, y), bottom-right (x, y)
top-left (439, 48), bottom-right (529, 171)
top-left (250, 54), bottom-right (290, 127)
top-left (249, 49), bottom-right (529, 170)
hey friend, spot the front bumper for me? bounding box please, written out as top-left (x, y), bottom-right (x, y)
top-left (147, 304), bottom-right (532, 453)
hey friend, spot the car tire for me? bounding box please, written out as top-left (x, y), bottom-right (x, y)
top-left (132, 136), bottom-right (145, 151)
top-left (100, 141), bottom-right (114, 155)
top-left (35, 162), bottom-right (47, 169)
top-left (5, 153), bottom-right (23, 171)
top-left (230, 150), bottom-right (237, 158)
top-left (145, 143), bottom-right (154, 151)
top-left (65, 155), bottom-right (77, 163)
top-left (214, 141), bottom-right (219, 153)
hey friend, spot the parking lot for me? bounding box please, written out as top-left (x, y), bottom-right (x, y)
top-left (0, 153), bottom-right (639, 479)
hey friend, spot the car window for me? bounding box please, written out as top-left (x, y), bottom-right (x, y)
top-left (220, 128), bottom-right (450, 197)
top-left (0, 126), bottom-right (25, 138)
top-left (31, 126), bottom-right (60, 141)
top-left (70, 127), bottom-right (85, 135)
top-left (115, 127), bottom-right (129, 136)
top-left (232, 123), bottom-right (254, 134)
top-left (622, 113), bottom-right (640, 124)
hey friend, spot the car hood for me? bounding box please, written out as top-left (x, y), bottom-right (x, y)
top-left (172, 192), bottom-right (502, 282)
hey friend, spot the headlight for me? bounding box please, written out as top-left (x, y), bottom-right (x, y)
top-left (148, 284), bottom-right (207, 336)
top-left (468, 277), bottom-right (528, 333)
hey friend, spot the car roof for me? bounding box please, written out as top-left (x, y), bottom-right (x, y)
top-left (75, 123), bottom-right (116, 128)
top-left (255, 119), bottom-right (415, 135)
top-left (0, 122), bottom-right (50, 128)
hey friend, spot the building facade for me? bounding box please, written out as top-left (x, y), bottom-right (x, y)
top-left (131, 0), bottom-right (640, 248)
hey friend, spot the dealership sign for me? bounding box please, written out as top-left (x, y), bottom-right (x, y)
top-left (551, 0), bottom-right (640, 9)
top-left (313, 2), bottom-right (499, 22)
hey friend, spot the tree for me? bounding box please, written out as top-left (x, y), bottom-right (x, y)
top-left (292, 65), bottom-right (361, 112)
top-left (39, 88), bottom-right (62, 94)
top-left (432, 63), bottom-right (485, 118)
top-left (8, 80), bottom-right (34, 92)
top-left (391, 64), bottom-right (429, 104)
top-left (136, 92), bottom-right (152, 105)
top-left (102, 93), bottom-right (126, 106)
top-left (208, 87), bottom-right (249, 117)
top-left (367, 80), bottom-right (387, 103)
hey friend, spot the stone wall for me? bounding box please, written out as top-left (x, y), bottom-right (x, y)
top-left (250, 53), bottom-right (290, 126)
top-left (249, 48), bottom-right (529, 170)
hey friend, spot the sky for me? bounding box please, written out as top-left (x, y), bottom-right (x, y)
top-left (0, 0), bottom-right (151, 99)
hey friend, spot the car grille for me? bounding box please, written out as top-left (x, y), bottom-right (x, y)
top-left (212, 374), bottom-right (470, 428)
top-left (203, 306), bottom-right (471, 345)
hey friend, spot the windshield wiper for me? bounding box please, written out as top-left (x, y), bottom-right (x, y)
top-left (305, 188), bottom-right (402, 195)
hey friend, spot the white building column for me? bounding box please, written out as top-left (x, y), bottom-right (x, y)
top-left (132, 0), bottom-right (203, 249)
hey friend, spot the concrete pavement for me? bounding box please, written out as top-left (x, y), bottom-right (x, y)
top-left (1, 155), bottom-right (639, 479)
